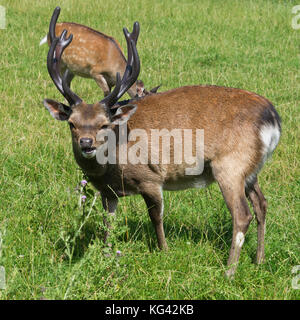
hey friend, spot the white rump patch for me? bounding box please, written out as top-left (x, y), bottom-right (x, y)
top-left (235, 232), bottom-right (245, 248)
top-left (260, 124), bottom-right (280, 163)
top-left (246, 123), bottom-right (280, 186)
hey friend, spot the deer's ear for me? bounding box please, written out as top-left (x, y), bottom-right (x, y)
top-left (111, 104), bottom-right (137, 125)
top-left (43, 99), bottom-right (71, 121)
top-left (150, 84), bottom-right (161, 94)
top-left (136, 80), bottom-right (145, 97)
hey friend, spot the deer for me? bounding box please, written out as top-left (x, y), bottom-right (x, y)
top-left (40, 7), bottom-right (160, 98)
top-left (43, 18), bottom-right (281, 278)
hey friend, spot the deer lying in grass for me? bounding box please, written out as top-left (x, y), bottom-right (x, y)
top-left (43, 18), bottom-right (281, 277)
top-left (40, 7), bottom-right (160, 98)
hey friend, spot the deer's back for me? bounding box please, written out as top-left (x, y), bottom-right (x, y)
top-left (129, 85), bottom-right (279, 166)
top-left (49, 22), bottom-right (127, 77)
top-left (131, 85), bottom-right (277, 134)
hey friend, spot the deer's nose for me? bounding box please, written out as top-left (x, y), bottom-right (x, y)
top-left (80, 138), bottom-right (93, 148)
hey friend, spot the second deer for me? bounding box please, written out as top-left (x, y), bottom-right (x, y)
top-left (40, 7), bottom-right (160, 98)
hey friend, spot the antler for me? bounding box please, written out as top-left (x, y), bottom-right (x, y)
top-left (47, 7), bottom-right (82, 106)
top-left (122, 22), bottom-right (140, 81)
top-left (127, 21), bottom-right (140, 46)
top-left (100, 22), bottom-right (140, 109)
top-left (49, 6), bottom-right (60, 43)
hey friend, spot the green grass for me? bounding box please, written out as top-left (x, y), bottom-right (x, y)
top-left (0, 0), bottom-right (299, 299)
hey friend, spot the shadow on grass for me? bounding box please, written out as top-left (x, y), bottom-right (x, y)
top-left (127, 215), bottom-right (233, 252)
top-left (55, 188), bottom-right (258, 265)
top-left (55, 220), bottom-right (104, 262)
top-left (126, 215), bottom-right (257, 264)
top-left (55, 210), bottom-right (249, 264)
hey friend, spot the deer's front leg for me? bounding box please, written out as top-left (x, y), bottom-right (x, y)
top-left (92, 73), bottom-right (111, 97)
top-left (246, 179), bottom-right (267, 264)
top-left (141, 185), bottom-right (168, 250)
top-left (101, 195), bottom-right (118, 244)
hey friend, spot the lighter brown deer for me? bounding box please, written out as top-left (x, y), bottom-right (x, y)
top-left (40, 7), bottom-right (160, 98)
top-left (43, 12), bottom-right (281, 277)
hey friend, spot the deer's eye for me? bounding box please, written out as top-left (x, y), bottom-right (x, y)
top-left (101, 125), bottom-right (109, 130)
top-left (69, 122), bottom-right (76, 130)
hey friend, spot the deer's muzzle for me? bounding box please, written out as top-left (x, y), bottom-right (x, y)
top-left (80, 137), bottom-right (96, 159)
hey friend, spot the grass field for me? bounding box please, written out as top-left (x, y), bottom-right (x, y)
top-left (0, 0), bottom-right (299, 300)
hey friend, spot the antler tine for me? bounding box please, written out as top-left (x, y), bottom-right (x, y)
top-left (130, 21), bottom-right (140, 45)
top-left (116, 38), bottom-right (140, 99)
top-left (47, 8), bottom-right (82, 106)
top-left (122, 22), bottom-right (140, 78)
top-left (62, 69), bottom-right (83, 106)
top-left (121, 27), bottom-right (134, 83)
top-left (123, 22), bottom-right (139, 48)
top-left (47, 30), bottom-right (82, 105)
top-left (99, 22), bottom-right (140, 109)
top-left (121, 22), bottom-right (140, 93)
top-left (49, 6), bottom-right (60, 43)
top-left (47, 30), bottom-right (71, 97)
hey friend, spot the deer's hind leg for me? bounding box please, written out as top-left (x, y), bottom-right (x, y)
top-left (212, 161), bottom-right (253, 278)
top-left (246, 177), bottom-right (267, 264)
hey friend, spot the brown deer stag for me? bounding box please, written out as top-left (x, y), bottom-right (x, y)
top-left (43, 20), bottom-right (281, 277)
top-left (40, 7), bottom-right (160, 98)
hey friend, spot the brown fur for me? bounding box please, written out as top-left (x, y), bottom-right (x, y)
top-left (45, 83), bottom-right (280, 277)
